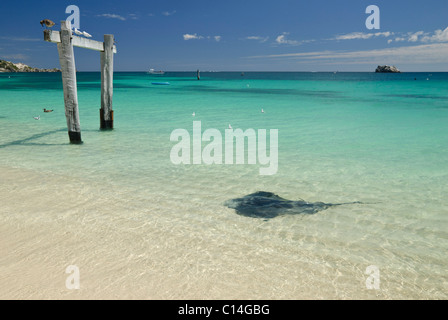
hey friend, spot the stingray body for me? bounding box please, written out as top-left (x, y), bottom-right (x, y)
top-left (224, 191), bottom-right (360, 219)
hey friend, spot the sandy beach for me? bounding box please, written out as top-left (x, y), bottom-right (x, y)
top-left (1, 165), bottom-right (338, 300)
top-left (3, 165), bottom-right (319, 300)
top-left (2, 163), bottom-right (446, 300)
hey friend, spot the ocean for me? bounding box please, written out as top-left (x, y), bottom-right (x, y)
top-left (0, 71), bottom-right (447, 299)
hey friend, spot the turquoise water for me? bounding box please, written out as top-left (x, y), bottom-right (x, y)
top-left (1, 72), bottom-right (447, 299)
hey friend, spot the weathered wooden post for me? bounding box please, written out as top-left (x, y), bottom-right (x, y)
top-left (100, 34), bottom-right (114, 129)
top-left (44, 21), bottom-right (117, 142)
top-left (57, 20), bottom-right (82, 144)
top-left (197, 69), bottom-right (200, 80)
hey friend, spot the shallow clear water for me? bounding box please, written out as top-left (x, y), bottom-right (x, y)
top-left (0, 72), bottom-right (447, 299)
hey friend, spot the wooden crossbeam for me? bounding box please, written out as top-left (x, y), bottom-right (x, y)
top-left (44, 30), bottom-right (117, 53)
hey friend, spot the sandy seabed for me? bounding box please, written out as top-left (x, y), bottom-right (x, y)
top-left (1, 165), bottom-right (445, 300)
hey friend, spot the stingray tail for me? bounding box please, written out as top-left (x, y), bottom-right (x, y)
top-left (333, 201), bottom-right (363, 206)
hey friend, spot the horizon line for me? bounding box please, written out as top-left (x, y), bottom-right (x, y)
top-left (61, 70), bottom-right (448, 73)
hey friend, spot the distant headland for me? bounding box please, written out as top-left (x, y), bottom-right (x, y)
top-left (0, 60), bottom-right (60, 73)
top-left (375, 65), bottom-right (401, 73)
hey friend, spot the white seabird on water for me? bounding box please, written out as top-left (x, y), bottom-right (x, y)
top-left (261, 108), bottom-right (265, 113)
top-left (228, 124), bottom-right (232, 129)
top-left (192, 112), bottom-right (195, 117)
top-left (34, 115), bottom-right (40, 120)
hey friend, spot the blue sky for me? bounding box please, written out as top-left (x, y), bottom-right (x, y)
top-left (0, 0), bottom-right (447, 71)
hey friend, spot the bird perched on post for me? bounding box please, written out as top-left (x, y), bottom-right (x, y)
top-left (40, 19), bottom-right (55, 29)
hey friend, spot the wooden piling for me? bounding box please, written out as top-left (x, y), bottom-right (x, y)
top-left (197, 69), bottom-right (200, 80)
top-left (44, 21), bottom-right (117, 142)
top-left (100, 34), bottom-right (114, 129)
top-left (57, 20), bottom-right (82, 144)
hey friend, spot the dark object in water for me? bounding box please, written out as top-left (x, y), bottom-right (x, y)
top-left (375, 65), bottom-right (401, 73)
top-left (224, 191), bottom-right (361, 219)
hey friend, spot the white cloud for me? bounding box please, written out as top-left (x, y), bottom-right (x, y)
top-left (246, 36), bottom-right (269, 43)
top-left (248, 43), bottom-right (448, 65)
top-left (162, 10), bottom-right (176, 16)
top-left (183, 34), bottom-right (221, 42)
top-left (97, 14), bottom-right (126, 21)
top-left (334, 32), bottom-right (393, 40)
top-left (408, 31), bottom-right (425, 42)
top-left (421, 27), bottom-right (448, 42)
top-left (0, 36), bottom-right (40, 42)
top-left (0, 53), bottom-right (29, 61)
top-left (183, 33), bottom-right (203, 40)
top-left (391, 31), bottom-right (426, 43)
top-left (387, 27), bottom-right (448, 44)
top-left (275, 33), bottom-right (301, 45)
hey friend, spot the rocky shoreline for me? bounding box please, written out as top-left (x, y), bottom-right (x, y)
top-left (0, 60), bottom-right (60, 73)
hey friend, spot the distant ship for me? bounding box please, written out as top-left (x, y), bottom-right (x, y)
top-left (148, 68), bottom-right (165, 75)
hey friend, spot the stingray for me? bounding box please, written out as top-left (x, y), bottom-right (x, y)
top-left (224, 191), bottom-right (361, 219)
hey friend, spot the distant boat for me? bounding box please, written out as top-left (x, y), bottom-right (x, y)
top-left (148, 68), bottom-right (165, 75)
